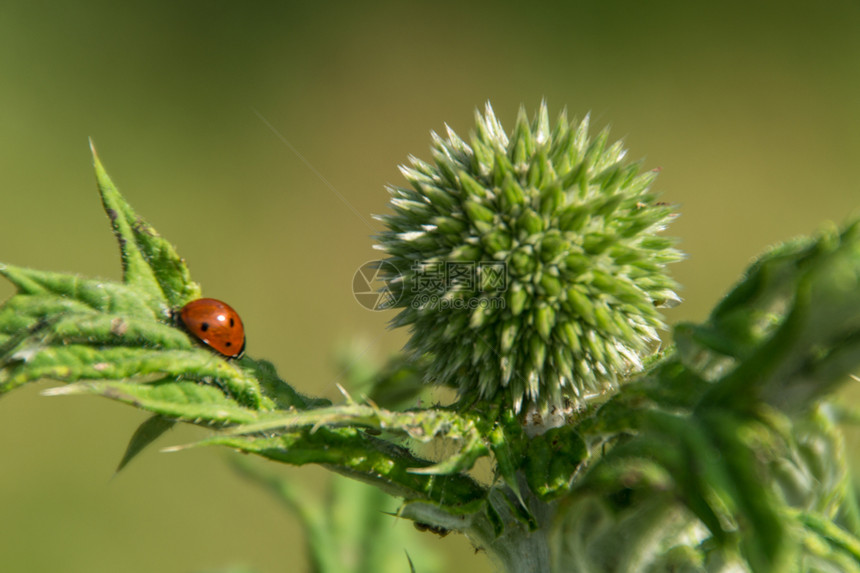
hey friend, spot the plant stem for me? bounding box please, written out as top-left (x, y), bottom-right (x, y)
top-left (468, 483), bottom-right (554, 573)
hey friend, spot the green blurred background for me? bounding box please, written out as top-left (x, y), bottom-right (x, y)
top-left (1, 1), bottom-right (859, 571)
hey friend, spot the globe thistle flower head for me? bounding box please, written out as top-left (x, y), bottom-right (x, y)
top-left (375, 102), bottom-right (682, 413)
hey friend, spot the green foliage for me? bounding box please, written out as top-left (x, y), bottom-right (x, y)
top-left (1, 109), bottom-right (860, 573)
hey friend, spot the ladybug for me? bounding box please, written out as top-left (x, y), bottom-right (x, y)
top-left (179, 298), bottom-right (246, 359)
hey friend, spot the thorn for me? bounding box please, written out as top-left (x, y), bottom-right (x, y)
top-left (335, 383), bottom-right (354, 403)
top-left (160, 443), bottom-right (192, 453)
top-left (41, 385), bottom-right (81, 397)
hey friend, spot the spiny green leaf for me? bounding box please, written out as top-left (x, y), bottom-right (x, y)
top-left (223, 403), bottom-right (490, 476)
top-left (0, 155), bottom-right (263, 409)
top-left (46, 379), bottom-right (265, 425)
top-left (3, 343), bottom-right (271, 409)
top-left (91, 142), bottom-right (201, 306)
top-left (207, 429), bottom-right (487, 512)
top-left (0, 265), bottom-right (160, 318)
top-left (116, 414), bottom-right (176, 473)
top-left (244, 357), bottom-right (329, 410)
top-left (695, 221), bottom-right (860, 413)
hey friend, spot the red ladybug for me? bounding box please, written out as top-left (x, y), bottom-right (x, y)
top-left (179, 298), bottom-right (246, 359)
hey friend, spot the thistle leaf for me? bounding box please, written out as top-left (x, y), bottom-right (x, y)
top-left (116, 414), bottom-right (176, 473)
top-left (91, 141), bottom-right (201, 306)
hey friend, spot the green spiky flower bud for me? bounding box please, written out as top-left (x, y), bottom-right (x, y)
top-left (375, 102), bottom-right (682, 413)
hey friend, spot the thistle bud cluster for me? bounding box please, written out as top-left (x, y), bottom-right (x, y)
top-left (376, 102), bottom-right (682, 412)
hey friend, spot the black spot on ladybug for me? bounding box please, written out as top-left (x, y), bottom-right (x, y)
top-left (229, 318), bottom-right (235, 327)
top-left (200, 322), bottom-right (209, 332)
